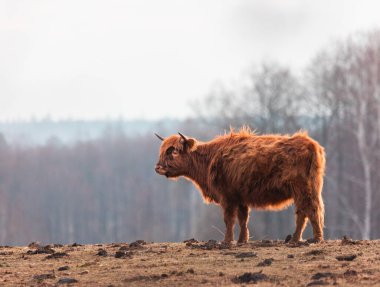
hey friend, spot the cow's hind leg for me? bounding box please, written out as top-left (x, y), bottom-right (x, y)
top-left (291, 210), bottom-right (308, 242)
top-left (237, 205), bottom-right (250, 244)
top-left (290, 184), bottom-right (309, 242)
top-left (222, 205), bottom-right (237, 243)
top-left (307, 194), bottom-right (324, 242)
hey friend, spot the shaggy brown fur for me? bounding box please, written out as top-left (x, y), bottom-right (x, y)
top-left (155, 127), bottom-right (325, 244)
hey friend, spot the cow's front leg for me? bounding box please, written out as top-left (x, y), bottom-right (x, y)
top-left (222, 205), bottom-right (237, 243)
top-left (237, 205), bottom-right (250, 244)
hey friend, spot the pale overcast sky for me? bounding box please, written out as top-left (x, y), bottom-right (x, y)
top-left (1, 0), bottom-right (380, 121)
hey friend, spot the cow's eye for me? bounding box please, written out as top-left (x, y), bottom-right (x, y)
top-left (166, 146), bottom-right (175, 155)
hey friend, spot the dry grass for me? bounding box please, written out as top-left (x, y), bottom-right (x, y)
top-left (1, 238), bottom-right (380, 286)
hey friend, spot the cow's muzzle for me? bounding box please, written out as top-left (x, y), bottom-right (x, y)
top-left (155, 164), bottom-right (166, 175)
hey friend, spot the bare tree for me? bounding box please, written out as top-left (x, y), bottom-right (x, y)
top-left (308, 30), bottom-right (380, 239)
top-left (195, 63), bottom-right (305, 134)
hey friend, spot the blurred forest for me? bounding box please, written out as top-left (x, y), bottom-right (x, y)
top-left (1, 30), bottom-right (380, 245)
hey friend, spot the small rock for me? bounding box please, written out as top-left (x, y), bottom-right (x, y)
top-left (71, 243), bottom-right (82, 247)
top-left (97, 249), bottom-right (108, 256)
top-left (115, 251), bottom-right (126, 258)
top-left (287, 254), bottom-right (294, 258)
top-left (257, 258), bottom-right (274, 267)
top-left (336, 254), bottom-right (357, 261)
top-left (33, 274), bottom-right (55, 281)
top-left (232, 271), bottom-right (268, 284)
top-left (57, 278), bottom-right (78, 284)
top-left (311, 272), bottom-right (335, 280)
top-left (344, 269), bottom-right (358, 276)
top-left (115, 251), bottom-right (133, 258)
top-left (58, 266), bottom-right (70, 271)
top-left (46, 252), bottom-right (69, 259)
top-left (183, 238), bottom-right (199, 244)
top-left (186, 268), bottom-right (195, 274)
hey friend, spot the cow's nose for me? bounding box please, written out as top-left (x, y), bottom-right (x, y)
top-left (155, 164), bottom-right (162, 173)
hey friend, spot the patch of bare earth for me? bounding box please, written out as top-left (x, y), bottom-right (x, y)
top-left (1, 238), bottom-right (380, 286)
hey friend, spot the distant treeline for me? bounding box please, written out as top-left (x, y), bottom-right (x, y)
top-left (0, 128), bottom-right (199, 245)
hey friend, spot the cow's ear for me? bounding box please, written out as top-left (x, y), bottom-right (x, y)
top-left (178, 132), bottom-right (197, 152)
top-left (186, 138), bottom-right (197, 152)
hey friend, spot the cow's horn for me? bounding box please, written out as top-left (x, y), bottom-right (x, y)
top-left (155, 133), bottom-right (164, 141)
top-left (178, 132), bottom-right (187, 142)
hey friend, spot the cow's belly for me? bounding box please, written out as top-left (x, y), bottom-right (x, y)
top-left (247, 187), bottom-right (293, 210)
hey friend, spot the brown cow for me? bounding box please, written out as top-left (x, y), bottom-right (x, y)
top-left (155, 127), bottom-right (325, 244)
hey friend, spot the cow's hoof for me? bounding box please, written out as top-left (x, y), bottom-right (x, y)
top-left (306, 238), bottom-right (323, 244)
top-left (284, 234), bottom-right (292, 243)
top-left (288, 237), bottom-right (301, 244)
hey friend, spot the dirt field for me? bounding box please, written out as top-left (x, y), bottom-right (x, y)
top-left (1, 237), bottom-right (380, 286)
